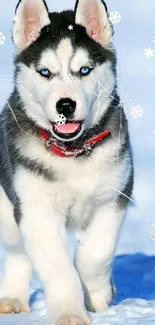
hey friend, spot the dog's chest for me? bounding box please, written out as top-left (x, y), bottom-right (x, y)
top-left (49, 144), bottom-right (127, 228)
top-left (17, 137), bottom-right (128, 228)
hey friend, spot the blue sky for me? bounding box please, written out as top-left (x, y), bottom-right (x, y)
top-left (0, 0), bottom-right (155, 254)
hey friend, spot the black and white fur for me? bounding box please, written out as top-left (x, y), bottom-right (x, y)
top-left (0, 0), bottom-right (133, 324)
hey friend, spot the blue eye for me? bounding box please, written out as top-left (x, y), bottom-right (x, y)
top-left (38, 68), bottom-right (51, 78)
top-left (80, 66), bottom-right (92, 76)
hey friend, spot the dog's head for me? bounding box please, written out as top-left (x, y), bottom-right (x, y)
top-left (13, 0), bottom-right (116, 142)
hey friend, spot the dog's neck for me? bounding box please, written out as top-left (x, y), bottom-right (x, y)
top-left (38, 127), bottom-right (111, 158)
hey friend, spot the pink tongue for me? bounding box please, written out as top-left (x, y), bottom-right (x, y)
top-left (54, 122), bottom-right (80, 134)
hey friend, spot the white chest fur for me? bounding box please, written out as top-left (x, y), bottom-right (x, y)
top-left (14, 135), bottom-right (130, 229)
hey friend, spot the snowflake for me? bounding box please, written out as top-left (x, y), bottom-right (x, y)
top-left (55, 114), bottom-right (67, 125)
top-left (64, 72), bottom-right (74, 83)
top-left (109, 11), bottom-right (121, 24)
top-left (153, 129), bottom-right (155, 134)
top-left (0, 32), bottom-right (6, 45)
top-left (153, 37), bottom-right (155, 43)
top-left (144, 47), bottom-right (154, 58)
top-left (130, 105), bottom-right (144, 119)
top-left (68, 25), bottom-right (74, 31)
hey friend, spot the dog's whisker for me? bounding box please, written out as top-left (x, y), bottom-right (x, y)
top-left (116, 108), bottom-right (123, 167)
top-left (0, 78), bottom-right (13, 82)
top-left (122, 80), bottom-right (136, 104)
top-left (98, 179), bottom-right (155, 232)
top-left (91, 76), bottom-right (114, 123)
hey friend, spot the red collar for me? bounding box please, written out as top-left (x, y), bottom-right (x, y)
top-left (38, 127), bottom-right (111, 158)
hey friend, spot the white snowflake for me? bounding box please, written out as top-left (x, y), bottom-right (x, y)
top-left (68, 25), bottom-right (74, 31)
top-left (144, 47), bottom-right (154, 58)
top-left (153, 129), bottom-right (155, 134)
top-left (109, 11), bottom-right (121, 24)
top-left (55, 114), bottom-right (67, 125)
top-left (130, 105), bottom-right (144, 119)
top-left (64, 72), bottom-right (74, 83)
top-left (153, 36), bottom-right (155, 43)
top-left (0, 32), bottom-right (6, 45)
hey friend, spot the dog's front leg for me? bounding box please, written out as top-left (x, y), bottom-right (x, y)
top-left (75, 201), bottom-right (126, 312)
top-left (14, 168), bottom-right (90, 325)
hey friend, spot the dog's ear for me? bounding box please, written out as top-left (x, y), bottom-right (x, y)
top-left (75, 0), bottom-right (113, 47)
top-left (12, 0), bottom-right (50, 51)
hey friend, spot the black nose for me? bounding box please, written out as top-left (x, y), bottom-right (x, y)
top-left (56, 98), bottom-right (76, 117)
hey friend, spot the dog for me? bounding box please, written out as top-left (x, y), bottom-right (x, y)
top-left (0, 0), bottom-right (134, 324)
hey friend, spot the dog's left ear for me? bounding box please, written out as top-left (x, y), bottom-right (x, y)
top-left (75, 0), bottom-right (113, 47)
top-left (12, 0), bottom-right (50, 51)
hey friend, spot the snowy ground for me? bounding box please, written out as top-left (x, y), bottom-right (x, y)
top-left (1, 252), bottom-right (155, 324)
top-left (29, 254), bottom-right (155, 324)
top-left (0, 0), bottom-right (155, 324)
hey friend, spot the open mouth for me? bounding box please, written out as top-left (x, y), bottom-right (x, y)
top-left (51, 121), bottom-right (82, 140)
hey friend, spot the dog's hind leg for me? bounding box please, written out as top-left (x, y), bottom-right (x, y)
top-left (0, 185), bottom-right (32, 314)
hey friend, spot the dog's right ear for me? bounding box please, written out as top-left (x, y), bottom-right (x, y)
top-left (12, 0), bottom-right (50, 52)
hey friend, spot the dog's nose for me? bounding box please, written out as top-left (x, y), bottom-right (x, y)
top-left (56, 98), bottom-right (76, 117)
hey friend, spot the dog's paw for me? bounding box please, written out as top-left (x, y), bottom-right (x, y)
top-left (85, 283), bottom-right (115, 312)
top-left (55, 315), bottom-right (91, 325)
top-left (0, 298), bottom-right (30, 314)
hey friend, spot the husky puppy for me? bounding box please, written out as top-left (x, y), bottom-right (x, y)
top-left (0, 0), bottom-right (133, 324)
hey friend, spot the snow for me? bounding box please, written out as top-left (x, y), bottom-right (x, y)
top-left (68, 25), bottom-right (74, 31)
top-left (1, 252), bottom-right (155, 324)
top-left (55, 114), bottom-right (67, 125)
top-left (0, 0), bottom-right (155, 324)
top-left (130, 105), bottom-right (144, 119)
top-left (109, 12), bottom-right (122, 24)
top-left (28, 254), bottom-right (155, 324)
top-left (0, 32), bottom-right (6, 46)
top-left (144, 47), bottom-right (154, 59)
